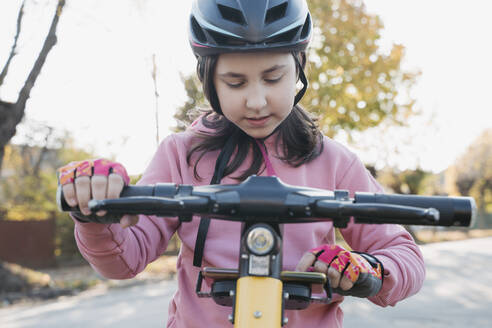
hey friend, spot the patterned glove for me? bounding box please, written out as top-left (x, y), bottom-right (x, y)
top-left (309, 244), bottom-right (383, 298)
top-left (57, 159), bottom-right (130, 223)
top-left (58, 158), bottom-right (130, 186)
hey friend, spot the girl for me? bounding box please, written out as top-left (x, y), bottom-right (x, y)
top-left (58, 0), bottom-right (425, 327)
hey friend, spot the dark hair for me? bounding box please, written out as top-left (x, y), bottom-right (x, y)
top-left (187, 52), bottom-right (323, 181)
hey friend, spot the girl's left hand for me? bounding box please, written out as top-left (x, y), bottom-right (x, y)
top-left (296, 244), bottom-right (383, 298)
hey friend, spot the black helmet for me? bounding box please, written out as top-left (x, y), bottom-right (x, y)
top-left (189, 0), bottom-right (312, 57)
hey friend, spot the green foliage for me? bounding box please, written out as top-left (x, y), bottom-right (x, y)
top-left (173, 73), bottom-right (207, 132)
top-left (2, 146), bottom-right (55, 221)
top-left (130, 174), bottom-right (142, 185)
top-left (418, 174), bottom-right (446, 196)
top-left (449, 129), bottom-right (492, 227)
top-left (304, 0), bottom-right (419, 137)
top-left (374, 166), bottom-right (434, 243)
top-left (376, 167), bottom-right (431, 195)
top-left (0, 138), bottom-right (92, 220)
top-left (174, 0), bottom-right (419, 137)
top-left (0, 132), bottom-right (94, 260)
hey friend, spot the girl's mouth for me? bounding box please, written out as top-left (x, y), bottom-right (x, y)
top-left (246, 115), bottom-right (270, 126)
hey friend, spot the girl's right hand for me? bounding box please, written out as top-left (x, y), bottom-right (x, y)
top-left (296, 244), bottom-right (383, 298)
top-left (57, 159), bottom-right (138, 228)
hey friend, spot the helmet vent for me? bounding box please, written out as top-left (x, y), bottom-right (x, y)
top-left (217, 4), bottom-right (246, 25)
top-left (266, 26), bottom-right (300, 44)
top-left (191, 16), bottom-right (207, 43)
top-left (300, 14), bottom-right (311, 39)
top-left (207, 29), bottom-right (247, 46)
top-left (265, 2), bottom-right (288, 25)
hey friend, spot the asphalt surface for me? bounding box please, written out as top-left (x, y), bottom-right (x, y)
top-left (1, 237), bottom-right (491, 327)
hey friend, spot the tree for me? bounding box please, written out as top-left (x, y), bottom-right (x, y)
top-left (174, 0), bottom-right (419, 135)
top-left (0, 122), bottom-right (94, 259)
top-left (173, 72), bottom-right (206, 132)
top-left (1, 123), bottom-right (85, 219)
top-left (375, 166), bottom-right (434, 243)
top-left (304, 0), bottom-right (418, 137)
top-left (0, 0), bottom-right (66, 173)
top-left (449, 129), bottom-right (492, 228)
top-left (376, 167), bottom-right (431, 195)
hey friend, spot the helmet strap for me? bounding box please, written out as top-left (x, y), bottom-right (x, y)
top-left (293, 55), bottom-right (308, 106)
top-left (193, 130), bottom-right (238, 267)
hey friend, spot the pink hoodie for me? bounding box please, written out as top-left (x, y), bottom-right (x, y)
top-left (73, 117), bottom-right (425, 327)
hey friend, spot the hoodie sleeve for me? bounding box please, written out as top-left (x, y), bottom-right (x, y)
top-left (72, 135), bottom-right (182, 279)
top-left (337, 156), bottom-right (425, 307)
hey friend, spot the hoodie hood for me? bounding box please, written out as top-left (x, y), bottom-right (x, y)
top-left (186, 112), bottom-right (219, 135)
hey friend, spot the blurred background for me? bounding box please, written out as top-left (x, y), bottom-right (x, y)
top-left (0, 0), bottom-right (491, 323)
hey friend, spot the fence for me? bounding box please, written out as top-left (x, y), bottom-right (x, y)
top-left (0, 218), bottom-right (56, 269)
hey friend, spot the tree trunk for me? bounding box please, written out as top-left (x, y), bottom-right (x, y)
top-left (15, 0), bottom-right (66, 111)
top-left (0, 1), bottom-right (25, 87)
top-left (0, 0), bottom-right (66, 174)
top-left (0, 100), bottom-right (16, 163)
top-left (0, 145), bottom-right (4, 175)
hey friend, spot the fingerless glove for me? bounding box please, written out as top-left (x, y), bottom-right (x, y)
top-left (310, 245), bottom-right (384, 298)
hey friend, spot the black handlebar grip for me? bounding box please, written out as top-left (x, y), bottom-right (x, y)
top-left (354, 193), bottom-right (477, 227)
top-left (56, 183), bottom-right (181, 223)
top-left (56, 185), bottom-right (155, 212)
top-left (55, 185), bottom-right (156, 224)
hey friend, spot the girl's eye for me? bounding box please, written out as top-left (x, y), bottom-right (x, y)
top-left (226, 81), bottom-right (244, 88)
top-left (265, 77), bottom-right (282, 84)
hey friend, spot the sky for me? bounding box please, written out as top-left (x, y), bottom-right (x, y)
top-left (1, 0), bottom-right (491, 175)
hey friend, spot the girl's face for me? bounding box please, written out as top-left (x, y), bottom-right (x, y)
top-left (214, 52), bottom-right (297, 139)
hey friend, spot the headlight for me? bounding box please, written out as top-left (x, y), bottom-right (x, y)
top-left (246, 227), bottom-right (274, 255)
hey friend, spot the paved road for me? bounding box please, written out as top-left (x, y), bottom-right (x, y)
top-left (342, 237), bottom-right (492, 327)
top-left (1, 238), bottom-right (491, 327)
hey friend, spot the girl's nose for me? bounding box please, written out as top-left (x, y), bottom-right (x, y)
top-left (245, 85), bottom-right (267, 111)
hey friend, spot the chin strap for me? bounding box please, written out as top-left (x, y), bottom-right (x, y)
top-left (293, 54), bottom-right (308, 106)
top-left (193, 135), bottom-right (237, 267)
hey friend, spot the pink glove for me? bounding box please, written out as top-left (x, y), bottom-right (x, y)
top-left (309, 244), bottom-right (383, 297)
top-left (58, 158), bottom-right (130, 186)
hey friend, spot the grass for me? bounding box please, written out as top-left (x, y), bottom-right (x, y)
top-left (3, 263), bottom-right (51, 288)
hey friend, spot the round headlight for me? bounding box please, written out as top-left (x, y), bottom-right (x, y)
top-left (246, 227), bottom-right (274, 255)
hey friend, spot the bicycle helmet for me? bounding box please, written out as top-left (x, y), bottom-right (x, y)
top-left (189, 0), bottom-right (312, 57)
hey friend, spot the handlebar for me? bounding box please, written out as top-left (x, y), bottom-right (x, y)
top-left (57, 176), bottom-right (477, 228)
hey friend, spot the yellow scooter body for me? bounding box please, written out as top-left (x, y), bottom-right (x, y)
top-left (234, 276), bottom-right (283, 328)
